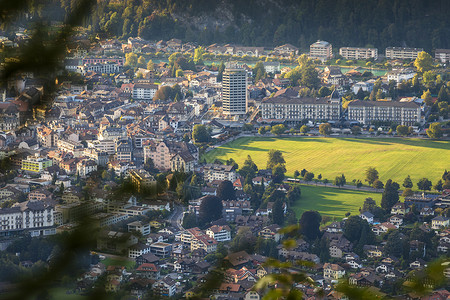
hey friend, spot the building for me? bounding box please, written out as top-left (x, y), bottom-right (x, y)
top-left (435, 49), bottom-right (450, 63)
top-left (347, 100), bottom-right (421, 126)
top-left (132, 83), bottom-right (158, 101)
top-left (149, 242), bottom-right (172, 257)
top-left (432, 216), bottom-right (450, 230)
top-left (128, 169), bottom-right (156, 194)
top-left (0, 200), bottom-right (54, 235)
top-left (153, 276), bottom-right (177, 298)
top-left (76, 159), bottom-right (97, 177)
top-left (385, 47), bottom-right (423, 60)
top-left (387, 68), bottom-right (416, 83)
top-left (222, 64), bottom-right (247, 115)
top-left (170, 151), bottom-right (195, 173)
top-left (323, 263), bottom-right (345, 281)
top-left (310, 40), bottom-right (332, 61)
top-left (128, 220), bottom-right (151, 236)
top-left (21, 154), bottom-right (53, 173)
top-left (76, 62), bottom-right (121, 75)
top-left (203, 164), bottom-right (237, 182)
top-left (261, 91), bottom-right (341, 123)
top-left (339, 47), bottom-right (378, 60)
top-left (206, 225), bottom-right (232, 242)
top-left (128, 243), bottom-right (151, 259)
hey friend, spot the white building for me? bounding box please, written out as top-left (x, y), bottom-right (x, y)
top-left (206, 225), bottom-right (231, 242)
top-left (132, 83), bottom-right (159, 101)
top-left (387, 68), bottom-right (416, 83)
top-left (222, 64), bottom-right (247, 115)
top-left (203, 164), bottom-right (237, 182)
top-left (435, 49), bottom-right (450, 63)
top-left (310, 40), bottom-right (332, 61)
top-left (339, 47), bottom-right (378, 60)
top-left (76, 159), bottom-right (97, 177)
top-left (0, 200), bottom-right (54, 234)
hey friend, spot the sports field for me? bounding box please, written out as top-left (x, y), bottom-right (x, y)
top-left (290, 184), bottom-right (381, 219)
top-left (204, 137), bottom-right (450, 186)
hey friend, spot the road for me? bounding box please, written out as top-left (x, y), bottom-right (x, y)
top-left (168, 204), bottom-right (184, 230)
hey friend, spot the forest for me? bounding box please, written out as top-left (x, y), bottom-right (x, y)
top-left (13, 0), bottom-right (450, 52)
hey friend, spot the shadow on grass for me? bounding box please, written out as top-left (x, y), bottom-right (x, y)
top-left (340, 137), bottom-right (450, 151)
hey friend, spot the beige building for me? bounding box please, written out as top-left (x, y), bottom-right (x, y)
top-left (339, 47), bottom-right (378, 60)
top-left (37, 126), bottom-right (57, 148)
top-left (57, 139), bottom-right (84, 157)
top-left (323, 263), bottom-right (345, 280)
top-left (310, 40), bottom-right (332, 61)
top-left (385, 47), bottom-right (423, 60)
top-left (261, 91), bottom-right (341, 122)
top-left (435, 49), bottom-right (450, 63)
top-left (347, 100), bottom-right (421, 126)
top-left (203, 164), bottom-right (237, 182)
top-left (128, 169), bottom-right (156, 194)
top-left (222, 64), bottom-right (247, 115)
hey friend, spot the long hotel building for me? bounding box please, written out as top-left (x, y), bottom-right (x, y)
top-left (347, 100), bottom-right (421, 126)
top-left (261, 91), bottom-right (341, 122)
top-left (385, 47), bottom-right (423, 60)
top-left (339, 47), bottom-right (378, 60)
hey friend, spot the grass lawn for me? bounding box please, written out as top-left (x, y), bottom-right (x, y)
top-left (204, 137), bottom-right (450, 186)
top-left (291, 184), bottom-right (382, 219)
top-left (101, 257), bottom-right (135, 269)
top-left (49, 288), bottom-right (86, 300)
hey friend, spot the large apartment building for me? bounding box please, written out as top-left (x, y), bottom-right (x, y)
top-left (143, 140), bottom-right (198, 171)
top-left (222, 64), bottom-right (247, 115)
top-left (22, 155), bottom-right (53, 173)
top-left (132, 83), bottom-right (159, 101)
top-left (310, 40), bottom-right (333, 61)
top-left (339, 47), bottom-right (378, 60)
top-left (0, 200), bottom-right (54, 236)
top-left (261, 91), bottom-right (341, 122)
top-left (128, 169), bottom-right (156, 194)
top-left (202, 164), bottom-right (237, 183)
top-left (347, 100), bottom-right (421, 126)
top-left (435, 49), bottom-right (450, 63)
top-left (385, 47), bottom-right (423, 60)
top-left (57, 139), bottom-right (84, 157)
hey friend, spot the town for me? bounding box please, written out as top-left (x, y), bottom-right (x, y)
top-left (0, 9), bottom-right (449, 300)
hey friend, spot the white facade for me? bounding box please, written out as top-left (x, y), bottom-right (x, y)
top-left (222, 65), bottom-right (247, 115)
top-left (132, 84), bottom-right (158, 101)
top-left (385, 47), bottom-right (423, 60)
top-left (310, 40), bottom-right (332, 61)
top-left (339, 47), bottom-right (378, 60)
top-left (0, 201), bottom-right (54, 233)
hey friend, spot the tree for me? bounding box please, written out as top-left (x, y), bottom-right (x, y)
top-left (267, 149), bottom-right (285, 170)
top-left (402, 188), bottom-right (414, 197)
top-left (300, 169), bottom-right (308, 177)
top-left (272, 199), bottom-right (284, 226)
top-left (287, 186), bottom-right (301, 204)
top-left (258, 126), bottom-right (266, 135)
top-left (300, 125), bottom-right (309, 134)
top-left (304, 172), bottom-right (314, 182)
top-left (351, 126), bottom-right (361, 135)
top-left (182, 213), bottom-right (197, 229)
top-left (318, 86), bottom-right (331, 97)
top-left (272, 164), bottom-right (286, 184)
top-left (239, 155), bottom-right (258, 179)
top-left (362, 197), bottom-right (377, 213)
top-left (194, 47), bottom-right (204, 64)
top-left (427, 123), bottom-right (443, 139)
top-left (125, 52), bottom-right (138, 67)
top-left (365, 167), bottom-right (379, 185)
top-left (434, 180), bottom-right (444, 192)
top-left (147, 59), bottom-right (154, 71)
top-left (414, 51), bottom-right (433, 73)
top-left (198, 196), bottom-right (223, 225)
top-left (372, 180), bottom-right (384, 189)
top-left (192, 124), bottom-right (210, 143)
top-left (403, 175), bottom-right (413, 188)
top-left (270, 124), bottom-right (286, 135)
top-left (396, 125), bottom-right (409, 136)
top-left (301, 65), bottom-right (320, 89)
top-left (299, 211), bottom-right (321, 241)
top-left (217, 180), bottom-right (236, 200)
top-left (137, 56), bottom-right (146, 68)
top-left (319, 123), bottom-right (331, 136)
top-left (417, 178), bottom-right (432, 191)
top-left (422, 89), bottom-right (433, 106)
top-left (334, 175), bottom-right (345, 188)
top-left (294, 170), bottom-right (300, 179)
top-left (175, 69), bottom-right (184, 77)
top-left (381, 179), bottom-right (399, 212)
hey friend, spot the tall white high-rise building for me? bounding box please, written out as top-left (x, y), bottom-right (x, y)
top-left (222, 64), bottom-right (247, 115)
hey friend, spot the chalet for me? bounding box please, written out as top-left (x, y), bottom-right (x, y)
top-left (432, 216), bottom-right (450, 230)
top-left (389, 215), bottom-right (404, 228)
top-left (360, 211), bottom-right (374, 224)
top-left (391, 202), bottom-right (410, 215)
top-left (323, 263), bottom-right (345, 281)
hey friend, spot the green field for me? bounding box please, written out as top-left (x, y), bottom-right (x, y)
top-left (205, 137), bottom-right (450, 186)
top-left (291, 184), bottom-right (382, 219)
top-left (101, 257), bottom-right (135, 269)
top-left (50, 288), bottom-right (86, 300)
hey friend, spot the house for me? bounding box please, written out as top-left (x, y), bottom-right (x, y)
top-left (153, 276), bottom-right (177, 298)
top-left (258, 224), bottom-right (282, 242)
top-left (389, 215), bottom-right (404, 228)
top-left (128, 243), bottom-right (151, 259)
top-left (391, 202), bottom-right (410, 215)
top-left (323, 263), bottom-right (345, 281)
top-left (360, 211), bottom-right (374, 224)
top-left (135, 263), bottom-right (160, 279)
top-left (420, 207), bottom-right (435, 217)
top-left (410, 259), bottom-right (427, 269)
top-left (206, 225), bottom-right (231, 242)
top-left (127, 220), bottom-right (151, 236)
top-left (432, 216), bottom-right (450, 230)
top-left (326, 221), bottom-right (344, 233)
top-left (363, 245), bottom-right (383, 258)
top-left (203, 164), bottom-right (237, 182)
